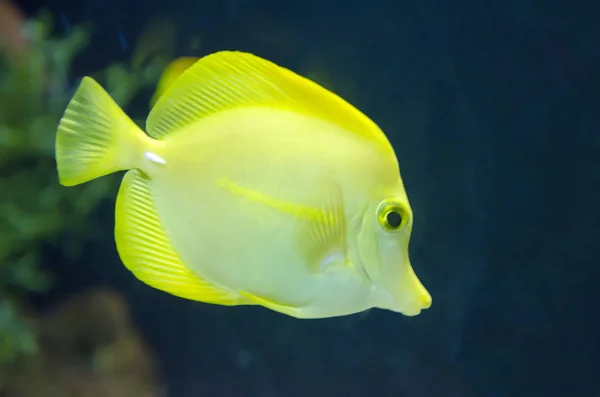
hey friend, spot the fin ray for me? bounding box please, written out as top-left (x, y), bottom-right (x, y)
top-left (293, 180), bottom-right (349, 273)
top-left (150, 57), bottom-right (199, 108)
top-left (115, 169), bottom-right (251, 305)
top-left (146, 51), bottom-right (392, 153)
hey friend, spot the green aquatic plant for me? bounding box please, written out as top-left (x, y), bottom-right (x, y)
top-left (0, 11), bottom-right (165, 366)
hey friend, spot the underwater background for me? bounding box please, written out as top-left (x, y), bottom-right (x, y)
top-left (1, 0), bottom-right (599, 396)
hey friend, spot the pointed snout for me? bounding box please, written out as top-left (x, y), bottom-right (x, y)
top-left (417, 283), bottom-right (432, 309)
top-left (413, 267), bottom-right (431, 308)
top-left (393, 263), bottom-right (432, 316)
top-left (408, 264), bottom-right (431, 309)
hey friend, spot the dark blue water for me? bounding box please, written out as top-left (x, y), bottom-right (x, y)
top-left (25, 0), bottom-right (600, 396)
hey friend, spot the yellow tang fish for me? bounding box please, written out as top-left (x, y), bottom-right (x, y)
top-left (55, 51), bottom-right (432, 319)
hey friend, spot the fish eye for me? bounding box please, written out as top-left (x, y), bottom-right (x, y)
top-left (377, 200), bottom-right (409, 232)
top-left (386, 211), bottom-right (402, 228)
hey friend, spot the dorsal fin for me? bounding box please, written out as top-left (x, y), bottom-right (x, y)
top-left (145, 51), bottom-right (392, 151)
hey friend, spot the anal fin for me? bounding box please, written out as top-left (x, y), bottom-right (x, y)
top-left (239, 291), bottom-right (305, 318)
top-left (115, 169), bottom-right (250, 306)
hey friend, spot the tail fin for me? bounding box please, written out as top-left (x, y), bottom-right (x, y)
top-left (55, 77), bottom-right (146, 187)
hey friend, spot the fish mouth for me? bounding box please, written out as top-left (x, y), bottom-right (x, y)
top-left (385, 296), bottom-right (429, 317)
top-left (399, 307), bottom-right (423, 317)
top-left (374, 287), bottom-right (428, 316)
top-left (398, 291), bottom-right (431, 316)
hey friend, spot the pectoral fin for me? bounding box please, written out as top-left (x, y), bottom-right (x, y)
top-left (217, 176), bottom-right (350, 274)
top-left (293, 180), bottom-right (349, 273)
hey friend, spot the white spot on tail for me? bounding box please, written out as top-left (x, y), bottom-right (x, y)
top-left (144, 151), bottom-right (166, 165)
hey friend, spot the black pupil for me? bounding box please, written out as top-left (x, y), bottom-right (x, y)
top-left (386, 211), bottom-right (403, 228)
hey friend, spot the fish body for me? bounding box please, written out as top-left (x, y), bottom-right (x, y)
top-left (147, 108), bottom-right (396, 318)
top-left (55, 51), bottom-right (431, 319)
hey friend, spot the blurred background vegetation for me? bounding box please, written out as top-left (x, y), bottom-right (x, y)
top-left (0, 0), bottom-right (599, 396)
top-left (0, 5), bottom-right (167, 395)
